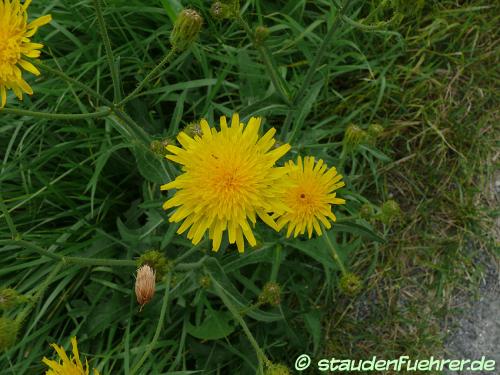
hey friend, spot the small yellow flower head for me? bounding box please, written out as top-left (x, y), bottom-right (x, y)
top-left (343, 124), bottom-right (368, 149)
top-left (42, 337), bottom-right (100, 375)
top-left (0, 0), bottom-right (52, 107)
top-left (0, 288), bottom-right (28, 310)
top-left (0, 316), bottom-right (19, 351)
top-left (339, 273), bottom-right (362, 296)
top-left (264, 362), bottom-right (291, 375)
top-left (275, 156), bottom-right (345, 238)
top-left (135, 265), bottom-right (156, 309)
top-left (170, 9), bottom-right (203, 51)
top-left (137, 249), bottom-right (170, 281)
top-left (162, 114), bottom-right (291, 253)
top-left (182, 120), bottom-right (203, 138)
top-left (258, 282), bottom-right (281, 306)
top-left (379, 199), bottom-right (401, 224)
top-left (255, 25), bottom-right (270, 44)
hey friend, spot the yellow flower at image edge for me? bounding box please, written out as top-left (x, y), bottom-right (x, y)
top-left (161, 114), bottom-right (291, 253)
top-left (276, 156), bottom-right (345, 238)
top-left (42, 337), bottom-right (100, 375)
top-left (0, 0), bottom-right (52, 107)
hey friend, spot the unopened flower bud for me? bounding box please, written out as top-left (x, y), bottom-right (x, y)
top-left (170, 9), bottom-right (203, 51)
top-left (264, 362), bottom-right (291, 375)
top-left (339, 273), bottom-right (362, 296)
top-left (0, 317), bottom-right (19, 351)
top-left (135, 265), bottom-right (156, 310)
top-left (198, 275), bottom-right (211, 289)
top-left (183, 121), bottom-right (203, 138)
top-left (210, 0), bottom-right (239, 20)
top-left (258, 282), bottom-right (281, 306)
top-left (150, 138), bottom-right (175, 156)
top-left (359, 203), bottom-right (373, 220)
top-left (255, 26), bottom-right (270, 44)
top-left (0, 288), bottom-right (28, 310)
top-left (343, 124), bottom-right (368, 149)
top-left (367, 123), bottom-right (384, 138)
top-left (379, 199), bottom-right (401, 224)
top-left (137, 250), bottom-right (170, 281)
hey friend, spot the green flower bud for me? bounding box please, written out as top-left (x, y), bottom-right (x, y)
top-left (150, 138), bottom-right (175, 157)
top-left (198, 275), bottom-right (211, 289)
top-left (182, 121), bottom-right (203, 138)
top-left (343, 124), bottom-right (368, 149)
top-left (359, 203), bottom-right (373, 220)
top-left (264, 362), bottom-right (291, 375)
top-left (379, 199), bottom-right (401, 224)
top-left (0, 289), bottom-right (28, 310)
top-left (339, 273), bottom-right (362, 296)
top-left (0, 317), bottom-right (19, 352)
top-left (258, 282), bottom-right (281, 306)
top-left (170, 9), bottom-right (203, 51)
top-left (255, 25), bottom-right (270, 44)
top-left (367, 123), bottom-right (384, 138)
top-left (137, 250), bottom-right (171, 281)
top-left (210, 0), bottom-right (240, 20)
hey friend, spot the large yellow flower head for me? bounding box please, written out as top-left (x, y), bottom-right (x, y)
top-left (276, 156), bottom-right (345, 238)
top-left (42, 337), bottom-right (100, 375)
top-left (161, 114), bottom-right (291, 253)
top-left (0, 0), bottom-right (52, 107)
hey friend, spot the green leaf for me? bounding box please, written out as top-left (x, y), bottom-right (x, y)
top-left (186, 311), bottom-right (235, 340)
top-left (133, 144), bottom-right (170, 184)
top-left (160, 0), bottom-right (183, 23)
top-left (334, 219), bottom-right (385, 243)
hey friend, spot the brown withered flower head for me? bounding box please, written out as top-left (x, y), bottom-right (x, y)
top-left (135, 265), bottom-right (156, 310)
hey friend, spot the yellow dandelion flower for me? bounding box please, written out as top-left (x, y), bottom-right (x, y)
top-left (42, 337), bottom-right (100, 375)
top-left (0, 0), bottom-right (52, 107)
top-left (161, 114), bottom-right (291, 253)
top-left (276, 156), bottom-right (345, 238)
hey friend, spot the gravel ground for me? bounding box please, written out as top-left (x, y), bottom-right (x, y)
top-left (444, 173), bottom-right (499, 375)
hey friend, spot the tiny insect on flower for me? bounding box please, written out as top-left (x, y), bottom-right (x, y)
top-left (0, 0), bottom-right (52, 107)
top-left (135, 264), bottom-right (156, 309)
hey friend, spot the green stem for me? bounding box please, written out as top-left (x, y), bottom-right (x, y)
top-left (0, 239), bottom-right (136, 267)
top-left (130, 274), bottom-right (171, 375)
top-left (15, 262), bottom-right (64, 324)
top-left (321, 225), bottom-right (347, 275)
top-left (0, 107), bottom-right (111, 120)
top-left (210, 275), bottom-right (268, 374)
top-left (238, 16), bottom-right (291, 106)
top-left (284, 1), bottom-right (347, 141)
top-left (31, 60), bottom-right (113, 107)
top-left (93, 0), bottom-right (122, 102)
top-left (269, 244), bottom-right (282, 282)
top-left (119, 49), bottom-right (177, 107)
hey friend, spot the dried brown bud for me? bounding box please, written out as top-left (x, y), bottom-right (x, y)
top-left (135, 265), bottom-right (156, 310)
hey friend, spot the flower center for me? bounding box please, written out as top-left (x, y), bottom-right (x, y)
top-left (0, 32), bottom-right (22, 79)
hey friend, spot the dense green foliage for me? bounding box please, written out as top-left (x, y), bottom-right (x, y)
top-left (0, 0), bottom-right (497, 374)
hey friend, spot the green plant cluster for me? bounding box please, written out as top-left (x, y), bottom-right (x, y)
top-left (0, 0), bottom-right (497, 374)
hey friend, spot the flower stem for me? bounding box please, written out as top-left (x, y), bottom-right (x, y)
top-left (238, 16), bottom-right (291, 106)
top-left (0, 107), bottom-right (111, 120)
top-left (321, 226), bottom-right (347, 275)
top-left (210, 275), bottom-right (268, 374)
top-left (118, 49), bottom-right (177, 107)
top-left (93, 0), bottom-right (122, 102)
top-left (130, 274), bottom-right (171, 375)
top-left (15, 262), bottom-right (64, 325)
